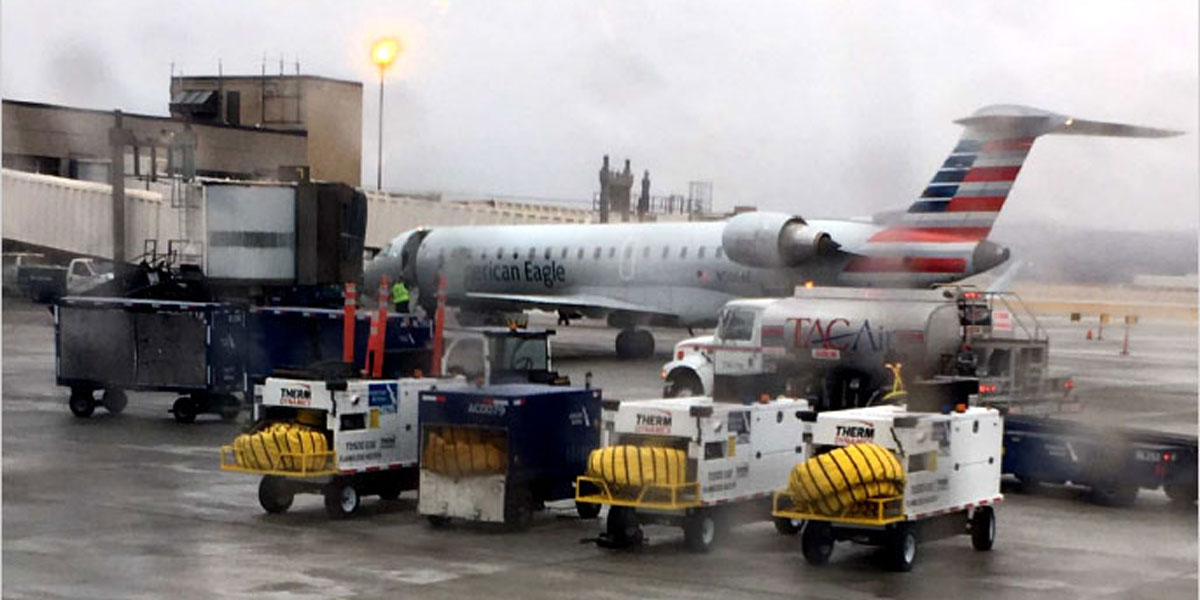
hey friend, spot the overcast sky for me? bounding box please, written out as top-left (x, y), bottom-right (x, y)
top-left (3, 1), bottom-right (1197, 235)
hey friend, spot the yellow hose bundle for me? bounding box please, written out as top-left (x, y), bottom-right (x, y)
top-left (586, 445), bottom-right (688, 488)
top-left (232, 422), bottom-right (329, 472)
top-left (423, 426), bottom-right (507, 477)
top-left (788, 443), bottom-right (905, 516)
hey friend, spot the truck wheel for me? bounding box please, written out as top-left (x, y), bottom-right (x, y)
top-left (970, 506), bottom-right (996, 551)
top-left (218, 396), bottom-right (240, 422)
top-left (68, 388), bottom-right (95, 418)
top-left (172, 397), bottom-right (198, 424)
top-left (605, 506), bottom-right (643, 548)
top-left (1089, 481), bottom-right (1138, 507)
top-left (427, 515), bottom-right (451, 528)
top-left (378, 479), bottom-right (403, 501)
top-left (101, 389), bottom-right (128, 414)
top-left (683, 509), bottom-right (719, 553)
top-left (1165, 483), bottom-right (1198, 508)
top-left (665, 371), bottom-right (702, 398)
top-left (324, 479), bottom-right (360, 519)
top-left (503, 486), bottom-right (535, 531)
top-left (801, 521), bottom-right (834, 566)
top-left (886, 523), bottom-right (918, 572)
top-left (773, 517), bottom-right (803, 536)
top-left (258, 476), bottom-right (294, 514)
top-left (575, 500), bottom-right (601, 520)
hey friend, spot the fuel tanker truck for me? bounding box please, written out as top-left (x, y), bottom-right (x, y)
top-left (662, 287), bottom-right (985, 410)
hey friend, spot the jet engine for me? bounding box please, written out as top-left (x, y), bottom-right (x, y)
top-left (720, 212), bottom-right (835, 268)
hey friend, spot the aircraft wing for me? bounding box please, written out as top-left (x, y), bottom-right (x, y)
top-left (464, 292), bottom-right (676, 316)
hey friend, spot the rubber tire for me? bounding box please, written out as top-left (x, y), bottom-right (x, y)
top-left (1089, 481), bottom-right (1138, 507)
top-left (258, 476), bottom-right (294, 514)
top-left (427, 515), bottom-right (451, 528)
top-left (633, 330), bottom-right (655, 358)
top-left (503, 486), bottom-right (534, 531)
top-left (172, 397), bottom-right (198, 424)
top-left (68, 388), bottom-right (95, 418)
top-left (615, 330), bottom-right (654, 360)
top-left (683, 509), bottom-right (719, 553)
top-left (324, 479), bottom-right (360, 519)
top-left (970, 506), bottom-right (996, 551)
top-left (886, 523), bottom-right (918, 572)
top-left (219, 396), bottom-right (240, 422)
top-left (605, 506), bottom-right (642, 548)
top-left (101, 389), bottom-right (128, 414)
top-left (665, 371), bottom-right (702, 398)
top-left (378, 479), bottom-right (403, 501)
top-left (774, 517), bottom-right (803, 536)
top-left (575, 500), bottom-right (601, 520)
top-left (801, 521), bottom-right (835, 566)
top-left (1165, 483), bottom-right (1198, 508)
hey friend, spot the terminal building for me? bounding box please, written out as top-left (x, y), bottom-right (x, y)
top-left (3, 72), bottom-right (362, 186)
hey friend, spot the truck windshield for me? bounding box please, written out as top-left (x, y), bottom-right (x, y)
top-left (490, 336), bottom-right (549, 374)
top-left (717, 309), bottom-right (756, 342)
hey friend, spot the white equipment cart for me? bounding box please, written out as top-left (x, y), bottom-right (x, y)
top-left (576, 396), bottom-right (810, 552)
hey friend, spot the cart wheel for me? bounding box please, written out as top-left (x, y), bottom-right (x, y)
top-left (773, 517), bottom-right (803, 536)
top-left (172, 397), bottom-right (198, 424)
top-left (503, 486), bottom-right (535, 531)
top-left (258, 476), bottom-right (294, 514)
top-left (886, 523), bottom-right (918, 572)
top-left (605, 506), bottom-right (643, 548)
top-left (1165, 483), bottom-right (1198, 508)
top-left (68, 388), bottom-right (95, 418)
top-left (575, 500), bottom-right (601, 520)
top-left (324, 479), bottom-right (360, 519)
top-left (427, 515), bottom-right (451, 528)
top-left (683, 508), bottom-right (719, 553)
top-left (1089, 480), bottom-right (1138, 507)
top-left (970, 506), bottom-right (996, 551)
top-left (801, 521), bottom-right (834, 566)
top-left (101, 389), bottom-right (128, 414)
top-left (378, 481), bottom-right (403, 501)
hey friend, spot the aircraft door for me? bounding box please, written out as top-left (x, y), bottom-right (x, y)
top-left (618, 238), bottom-right (636, 281)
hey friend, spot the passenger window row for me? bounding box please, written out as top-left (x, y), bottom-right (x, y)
top-left (464, 245), bottom-right (726, 261)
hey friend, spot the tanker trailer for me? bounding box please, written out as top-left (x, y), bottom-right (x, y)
top-left (662, 288), bottom-right (977, 409)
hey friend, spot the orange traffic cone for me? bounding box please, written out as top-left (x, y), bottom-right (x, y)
top-left (1086, 329), bottom-right (1093, 341)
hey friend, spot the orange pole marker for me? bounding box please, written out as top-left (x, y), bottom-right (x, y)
top-left (431, 273), bottom-right (447, 377)
top-left (342, 282), bottom-right (357, 364)
top-left (372, 276), bottom-right (390, 378)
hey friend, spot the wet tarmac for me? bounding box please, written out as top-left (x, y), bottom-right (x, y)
top-left (3, 299), bottom-right (1196, 599)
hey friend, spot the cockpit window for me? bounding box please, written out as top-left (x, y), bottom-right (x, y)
top-left (717, 309), bottom-right (756, 342)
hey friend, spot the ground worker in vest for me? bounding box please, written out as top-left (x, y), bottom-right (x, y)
top-left (391, 280), bottom-right (411, 313)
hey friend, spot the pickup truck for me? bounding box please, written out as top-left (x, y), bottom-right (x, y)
top-left (16, 257), bottom-right (112, 303)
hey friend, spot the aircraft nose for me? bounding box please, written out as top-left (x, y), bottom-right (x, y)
top-left (971, 240), bottom-right (1010, 274)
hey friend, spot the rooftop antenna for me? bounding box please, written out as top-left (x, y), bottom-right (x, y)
top-left (279, 54), bottom-right (284, 76)
top-left (295, 58), bottom-right (300, 75)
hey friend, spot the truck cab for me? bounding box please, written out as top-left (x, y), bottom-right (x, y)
top-left (662, 300), bottom-right (771, 398)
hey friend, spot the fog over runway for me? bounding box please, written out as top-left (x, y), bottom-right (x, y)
top-left (2, 298), bottom-right (1195, 599)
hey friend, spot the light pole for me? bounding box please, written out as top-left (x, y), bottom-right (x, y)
top-left (371, 38), bottom-right (400, 191)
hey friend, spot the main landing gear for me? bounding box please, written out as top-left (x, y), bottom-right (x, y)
top-left (615, 329), bottom-right (655, 360)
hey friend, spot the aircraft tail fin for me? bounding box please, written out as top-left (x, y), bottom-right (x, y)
top-left (871, 105), bottom-right (1181, 244)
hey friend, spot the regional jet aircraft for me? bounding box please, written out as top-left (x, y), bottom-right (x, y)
top-left (364, 105), bottom-right (1177, 358)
